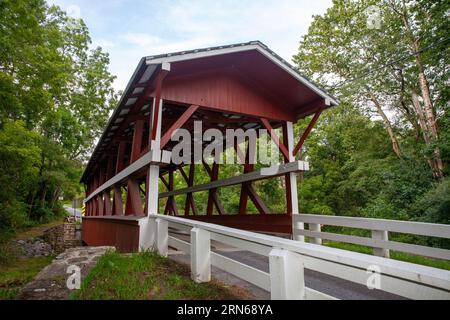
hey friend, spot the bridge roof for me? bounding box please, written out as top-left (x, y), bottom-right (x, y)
top-left (81, 41), bottom-right (338, 183)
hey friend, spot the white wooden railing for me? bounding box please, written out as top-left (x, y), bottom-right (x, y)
top-left (293, 214), bottom-right (450, 260)
top-left (138, 214), bottom-right (450, 300)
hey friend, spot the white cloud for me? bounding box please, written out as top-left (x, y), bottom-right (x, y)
top-left (122, 33), bottom-right (161, 47)
top-left (48, 0), bottom-right (333, 92)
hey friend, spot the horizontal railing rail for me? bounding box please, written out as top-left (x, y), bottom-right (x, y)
top-left (159, 160), bottom-right (308, 198)
top-left (139, 214), bottom-right (450, 300)
top-left (293, 214), bottom-right (450, 260)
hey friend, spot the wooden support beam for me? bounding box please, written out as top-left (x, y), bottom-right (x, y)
top-left (293, 106), bottom-right (324, 157)
top-left (160, 175), bottom-right (169, 190)
top-left (103, 191), bottom-right (112, 215)
top-left (112, 186), bottom-right (123, 216)
top-left (125, 179), bottom-right (143, 216)
top-left (160, 105), bottom-right (199, 149)
top-left (131, 120), bottom-right (144, 162)
top-left (206, 162), bottom-right (224, 215)
top-left (97, 195), bottom-right (104, 216)
top-left (164, 169), bottom-right (179, 216)
top-left (184, 164), bottom-right (199, 216)
top-left (245, 184), bottom-right (269, 214)
top-left (260, 118), bottom-right (290, 161)
top-left (115, 141), bottom-right (127, 173)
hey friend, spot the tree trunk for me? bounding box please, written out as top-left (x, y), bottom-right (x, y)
top-left (399, 2), bottom-right (444, 179)
top-left (411, 91), bottom-right (443, 179)
top-left (370, 93), bottom-right (402, 159)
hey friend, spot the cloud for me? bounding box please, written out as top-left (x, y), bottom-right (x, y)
top-left (47, 0), bottom-right (333, 92)
top-left (122, 33), bottom-right (161, 47)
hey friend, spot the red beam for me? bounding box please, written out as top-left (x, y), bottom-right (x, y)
top-left (260, 118), bottom-right (289, 161)
top-left (293, 106), bottom-right (324, 156)
top-left (130, 120), bottom-right (144, 162)
top-left (150, 69), bottom-right (170, 141)
top-left (115, 141), bottom-right (127, 173)
top-left (125, 179), bottom-right (143, 216)
top-left (160, 105), bottom-right (199, 148)
top-left (112, 186), bottom-right (124, 215)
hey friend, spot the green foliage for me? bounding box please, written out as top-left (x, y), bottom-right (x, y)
top-left (0, 256), bottom-right (53, 299)
top-left (292, 0), bottom-right (448, 232)
top-left (0, 0), bottom-right (116, 233)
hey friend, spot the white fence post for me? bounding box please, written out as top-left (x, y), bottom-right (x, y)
top-left (372, 230), bottom-right (390, 258)
top-left (191, 227), bottom-right (211, 283)
top-left (155, 218), bottom-right (168, 257)
top-left (309, 223), bottom-right (322, 245)
top-left (138, 217), bottom-right (156, 251)
top-left (269, 248), bottom-right (305, 300)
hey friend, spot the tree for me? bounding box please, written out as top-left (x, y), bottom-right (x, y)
top-left (0, 0), bottom-right (116, 230)
top-left (293, 0), bottom-right (448, 178)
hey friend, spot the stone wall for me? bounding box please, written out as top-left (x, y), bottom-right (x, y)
top-left (43, 222), bottom-right (82, 254)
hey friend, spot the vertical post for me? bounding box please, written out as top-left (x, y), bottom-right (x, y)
top-left (138, 217), bottom-right (156, 251)
top-left (146, 97), bottom-right (163, 216)
top-left (103, 190), bottom-right (112, 215)
top-left (309, 223), bottom-right (322, 245)
top-left (155, 218), bottom-right (168, 257)
top-left (191, 227), bottom-right (211, 283)
top-left (372, 230), bottom-right (390, 258)
top-left (283, 122), bottom-right (304, 241)
top-left (112, 185), bottom-right (124, 215)
top-left (269, 248), bottom-right (305, 300)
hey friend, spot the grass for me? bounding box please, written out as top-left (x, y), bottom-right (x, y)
top-left (14, 220), bottom-right (63, 240)
top-left (0, 256), bottom-right (53, 299)
top-left (71, 251), bottom-right (251, 300)
top-left (0, 219), bottom-right (62, 299)
top-left (323, 240), bottom-right (450, 270)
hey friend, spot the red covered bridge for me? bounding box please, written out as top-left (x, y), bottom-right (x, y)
top-left (81, 41), bottom-right (337, 252)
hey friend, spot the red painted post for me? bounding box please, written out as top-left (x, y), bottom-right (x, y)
top-left (131, 120), bottom-right (144, 162)
top-left (112, 186), bottom-right (124, 215)
top-left (125, 179), bottom-right (143, 216)
top-left (115, 141), bottom-right (127, 173)
top-left (103, 191), bottom-right (112, 215)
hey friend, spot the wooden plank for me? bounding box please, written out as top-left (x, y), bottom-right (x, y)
top-left (210, 233), bottom-right (271, 256)
top-left (147, 214), bottom-right (450, 291)
top-left (211, 252), bottom-right (270, 291)
top-left (294, 229), bottom-right (450, 260)
top-left (294, 214), bottom-right (450, 239)
top-left (168, 236), bottom-right (191, 253)
top-left (159, 161), bottom-right (308, 198)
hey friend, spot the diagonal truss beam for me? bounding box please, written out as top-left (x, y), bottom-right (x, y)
top-left (293, 106), bottom-right (324, 157)
top-left (260, 118), bottom-right (290, 161)
top-left (160, 105), bottom-right (199, 148)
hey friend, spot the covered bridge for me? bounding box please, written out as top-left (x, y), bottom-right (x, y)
top-left (81, 41), bottom-right (337, 252)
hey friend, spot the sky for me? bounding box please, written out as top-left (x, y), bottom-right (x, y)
top-left (47, 0), bottom-right (333, 92)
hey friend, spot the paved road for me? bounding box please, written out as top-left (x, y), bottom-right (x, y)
top-left (168, 231), bottom-right (406, 300)
top-left (64, 206), bottom-right (82, 219)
